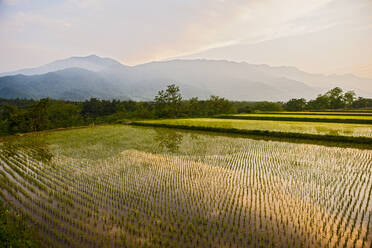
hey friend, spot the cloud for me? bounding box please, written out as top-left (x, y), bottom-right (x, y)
top-left (176, 0), bottom-right (372, 78)
top-left (0, 0), bottom-right (371, 78)
top-left (0, 0), bottom-right (335, 63)
top-left (102, 0), bottom-right (334, 64)
top-left (136, 0), bottom-right (333, 64)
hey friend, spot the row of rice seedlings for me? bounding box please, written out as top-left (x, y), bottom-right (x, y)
top-left (0, 148), bottom-right (113, 247)
top-left (1, 136), bottom-right (371, 247)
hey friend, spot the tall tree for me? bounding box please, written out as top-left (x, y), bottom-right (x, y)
top-left (154, 84), bottom-right (182, 118)
top-left (2, 104), bottom-right (29, 134)
top-left (206, 96), bottom-right (237, 115)
top-left (307, 95), bottom-right (330, 110)
top-left (285, 98), bottom-right (307, 111)
top-left (343, 90), bottom-right (356, 108)
top-left (326, 87), bottom-right (345, 109)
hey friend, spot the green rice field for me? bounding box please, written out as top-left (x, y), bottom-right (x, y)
top-left (0, 125), bottom-right (371, 247)
top-left (229, 113), bottom-right (372, 120)
top-left (137, 118), bottom-right (372, 138)
top-left (216, 112), bottom-right (372, 125)
top-left (251, 112), bottom-right (372, 116)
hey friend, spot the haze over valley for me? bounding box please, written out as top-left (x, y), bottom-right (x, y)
top-left (1, 55), bottom-right (371, 101)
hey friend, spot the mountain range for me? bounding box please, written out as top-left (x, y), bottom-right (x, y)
top-left (1, 55), bottom-right (371, 101)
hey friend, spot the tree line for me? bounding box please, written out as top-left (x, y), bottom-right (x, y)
top-left (235, 87), bottom-right (372, 113)
top-left (0, 85), bottom-right (371, 135)
top-left (283, 87), bottom-right (372, 111)
top-left (0, 84), bottom-right (235, 135)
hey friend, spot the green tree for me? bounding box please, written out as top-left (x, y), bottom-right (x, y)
top-left (285, 98), bottom-right (307, 111)
top-left (343, 90), bottom-right (356, 108)
top-left (307, 95), bottom-right (330, 110)
top-left (133, 103), bottom-right (154, 119)
top-left (237, 105), bottom-right (252, 113)
top-left (29, 98), bottom-right (50, 131)
top-left (81, 98), bottom-right (103, 119)
top-left (2, 104), bottom-right (30, 134)
top-left (253, 101), bottom-right (283, 111)
top-left (184, 97), bottom-right (206, 117)
top-left (47, 102), bottom-right (82, 128)
top-left (326, 87), bottom-right (345, 109)
top-left (206, 95), bottom-right (236, 115)
top-left (352, 97), bottom-right (372, 108)
top-left (154, 84), bottom-right (183, 118)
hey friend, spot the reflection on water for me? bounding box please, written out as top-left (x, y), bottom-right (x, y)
top-left (154, 129), bottom-right (183, 153)
top-left (2, 124), bottom-right (367, 165)
top-left (1, 125), bottom-right (371, 247)
top-left (1, 135), bottom-right (53, 163)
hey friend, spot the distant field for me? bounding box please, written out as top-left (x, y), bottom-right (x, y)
top-left (230, 113), bottom-right (372, 120)
top-left (255, 111), bottom-right (372, 116)
top-left (217, 113), bottom-right (372, 124)
top-left (137, 118), bottom-right (372, 138)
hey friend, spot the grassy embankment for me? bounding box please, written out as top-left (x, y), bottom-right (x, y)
top-left (215, 113), bottom-right (372, 124)
top-left (132, 118), bottom-right (372, 144)
top-left (247, 111), bottom-right (372, 115)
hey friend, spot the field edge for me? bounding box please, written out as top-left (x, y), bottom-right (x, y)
top-left (131, 121), bottom-right (372, 145)
top-left (214, 115), bottom-right (372, 124)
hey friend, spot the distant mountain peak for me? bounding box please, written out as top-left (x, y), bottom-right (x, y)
top-left (69, 54), bottom-right (117, 63)
top-left (67, 54), bottom-right (99, 60)
top-left (86, 54), bottom-right (99, 58)
top-left (0, 55), bottom-right (126, 77)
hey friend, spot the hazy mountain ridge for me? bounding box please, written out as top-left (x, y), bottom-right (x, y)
top-left (0, 55), bottom-right (127, 77)
top-left (0, 68), bottom-right (130, 101)
top-left (249, 64), bottom-right (372, 95)
top-left (0, 55), bottom-right (371, 101)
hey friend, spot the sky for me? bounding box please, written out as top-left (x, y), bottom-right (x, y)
top-left (0, 0), bottom-right (371, 78)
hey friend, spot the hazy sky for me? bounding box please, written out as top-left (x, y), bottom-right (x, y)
top-left (0, 0), bottom-right (371, 78)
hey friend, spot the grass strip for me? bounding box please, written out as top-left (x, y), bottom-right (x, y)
top-left (131, 121), bottom-right (372, 145)
top-left (245, 111), bottom-right (372, 116)
top-left (215, 115), bottom-right (372, 124)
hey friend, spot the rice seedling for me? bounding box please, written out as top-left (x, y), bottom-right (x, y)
top-left (0, 125), bottom-right (371, 247)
